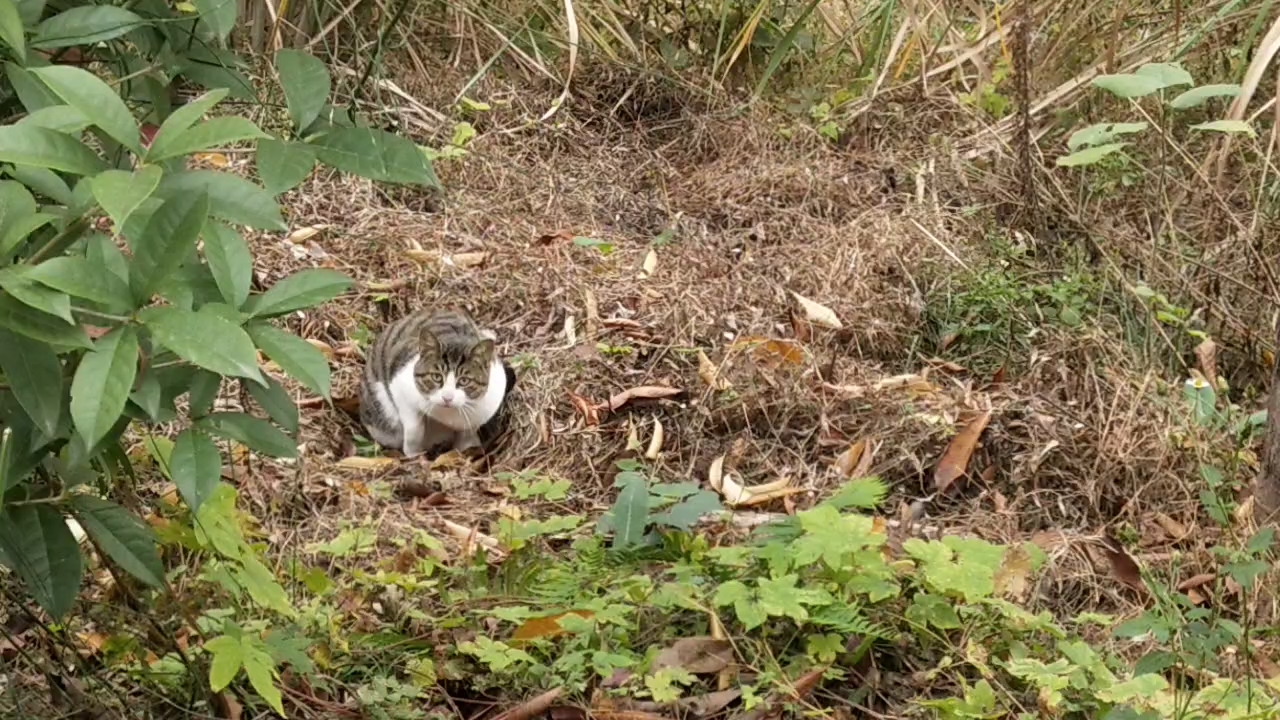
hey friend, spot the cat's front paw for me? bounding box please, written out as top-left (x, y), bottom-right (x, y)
top-left (453, 430), bottom-right (481, 453)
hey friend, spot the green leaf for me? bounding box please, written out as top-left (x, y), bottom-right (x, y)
top-left (0, 504), bottom-right (82, 618)
top-left (5, 62), bottom-right (59, 112)
top-left (17, 105), bottom-right (91, 133)
top-left (0, 267), bottom-right (72, 322)
top-left (245, 269), bottom-right (352, 318)
top-left (27, 256), bottom-right (133, 313)
top-left (33, 6), bottom-right (145, 49)
top-left (255, 138), bottom-right (315, 195)
top-left (824, 476), bottom-right (888, 510)
top-left (1056, 142), bottom-right (1129, 167)
top-left (68, 494), bottom-right (163, 587)
top-left (235, 554), bottom-right (294, 616)
top-left (247, 374), bottom-right (297, 435)
top-left (906, 592), bottom-right (962, 630)
top-left (242, 638), bottom-right (284, 714)
top-left (191, 0), bottom-right (236, 45)
top-left (140, 306), bottom-right (264, 384)
top-left (1091, 73), bottom-right (1168, 99)
top-left (0, 0), bottom-right (24, 60)
top-left (274, 49), bottom-right (330, 132)
top-left (650, 490), bottom-right (721, 530)
top-left (205, 634), bottom-right (243, 692)
top-left (7, 165), bottom-right (71, 205)
top-left (608, 473), bottom-right (648, 550)
top-left (246, 322), bottom-right (331, 398)
top-left (311, 127), bottom-right (439, 187)
top-left (130, 372), bottom-right (162, 420)
top-left (0, 178), bottom-right (35, 238)
top-left (147, 116), bottom-right (268, 162)
top-left (0, 294), bottom-right (90, 348)
top-left (91, 166), bottom-right (162, 232)
top-left (150, 89), bottom-right (228, 150)
top-left (1134, 62), bottom-right (1194, 89)
top-left (0, 124), bottom-right (104, 175)
top-left (0, 212), bottom-right (54, 258)
top-left (88, 233), bottom-right (128, 286)
top-left (1170, 84), bottom-right (1241, 110)
top-left (179, 60), bottom-right (254, 101)
top-left (0, 327), bottom-right (61, 436)
top-left (155, 170), bottom-right (285, 231)
top-left (30, 65), bottom-right (141, 153)
top-left (187, 370), bottom-right (220, 417)
top-left (197, 412), bottom-right (297, 458)
top-left (1190, 119), bottom-right (1255, 136)
top-left (128, 190), bottom-right (209, 303)
top-left (1066, 122), bottom-right (1148, 150)
top-left (202, 222), bottom-right (253, 309)
top-left (170, 428), bottom-right (220, 512)
top-left (70, 326), bottom-right (138, 449)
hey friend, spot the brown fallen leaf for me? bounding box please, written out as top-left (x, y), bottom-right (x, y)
top-left (651, 636), bottom-right (733, 675)
top-left (991, 365), bottom-right (1007, 385)
top-left (494, 688), bottom-right (563, 720)
top-left (708, 456), bottom-right (803, 508)
top-left (191, 152), bottom-right (230, 168)
top-left (1102, 538), bottom-right (1145, 594)
top-left (287, 225), bottom-right (328, 244)
top-left (589, 711), bottom-right (669, 720)
top-left (681, 689), bottom-right (741, 716)
top-left (537, 230), bottom-right (574, 244)
top-left (638, 248), bottom-right (658, 279)
top-left (213, 691), bottom-right (243, 720)
top-left (790, 291), bottom-right (843, 329)
top-left (568, 391), bottom-right (601, 426)
top-left (832, 440), bottom-right (866, 478)
top-left (731, 336), bottom-right (805, 367)
top-left (994, 544), bottom-right (1034, 601)
top-left (1153, 512), bottom-right (1190, 542)
top-left (1255, 653), bottom-right (1280, 679)
top-left (698, 350), bottom-right (731, 390)
top-left (603, 385), bottom-right (683, 412)
top-left (736, 666), bottom-right (828, 720)
top-left (511, 611), bottom-right (594, 644)
top-left (1195, 338), bottom-right (1218, 385)
top-left (1177, 573), bottom-right (1216, 592)
top-left (933, 409), bottom-right (992, 494)
top-left (336, 456), bottom-right (397, 471)
top-left (449, 251), bottom-right (489, 268)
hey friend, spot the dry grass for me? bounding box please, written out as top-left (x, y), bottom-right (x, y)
top-left (213, 61), bottom-right (1241, 639)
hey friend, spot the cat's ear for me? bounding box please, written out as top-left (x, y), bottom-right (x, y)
top-left (471, 339), bottom-right (495, 365)
top-left (418, 327), bottom-right (442, 356)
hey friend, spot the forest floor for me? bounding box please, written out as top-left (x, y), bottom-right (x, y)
top-left (220, 63), bottom-right (1261, 716)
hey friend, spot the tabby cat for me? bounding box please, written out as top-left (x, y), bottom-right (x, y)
top-left (359, 308), bottom-right (510, 457)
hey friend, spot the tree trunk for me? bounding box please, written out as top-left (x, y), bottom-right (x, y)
top-left (1256, 314), bottom-right (1280, 523)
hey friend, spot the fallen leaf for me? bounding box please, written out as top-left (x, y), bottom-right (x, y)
top-left (1186, 587), bottom-right (1207, 606)
top-left (638, 249), bottom-right (657, 279)
top-left (449, 251), bottom-right (489, 268)
top-left (927, 357), bottom-right (967, 373)
top-left (1153, 512), bottom-right (1190, 542)
top-left (790, 291), bottom-right (843, 329)
top-left (404, 248), bottom-right (436, 263)
top-left (439, 519), bottom-right (505, 558)
top-left (512, 611), bottom-right (594, 644)
top-left (698, 350), bottom-right (731, 390)
top-left (213, 692), bottom-right (243, 720)
top-left (1102, 538), bottom-right (1145, 594)
top-left (567, 391), bottom-right (600, 426)
top-left (1256, 654), bottom-right (1280, 679)
top-left (730, 336), bottom-right (804, 366)
top-left (494, 688), bottom-right (563, 720)
top-left (76, 632), bottom-right (107, 658)
top-left (140, 123), bottom-right (159, 148)
top-left (603, 385), bottom-right (683, 412)
top-left (1030, 530), bottom-right (1069, 552)
top-left (583, 289), bottom-right (599, 341)
top-left (430, 451), bottom-right (470, 470)
top-left (1177, 573), bottom-right (1216, 592)
top-left (994, 544), bottom-right (1033, 601)
top-left (287, 225), bottom-right (328, 244)
top-left (537, 230), bottom-right (574, 244)
top-left (644, 418), bottom-right (664, 460)
top-left (651, 636), bottom-right (733, 674)
top-left (708, 456), bottom-right (804, 508)
top-left (680, 689), bottom-right (741, 715)
top-left (336, 456), bottom-right (397, 471)
top-left (1195, 338), bottom-right (1218, 384)
top-left (832, 440), bottom-right (866, 478)
top-left (933, 409), bottom-right (992, 494)
top-left (991, 365), bottom-right (1007, 385)
top-left (191, 152), bottom-right (229, 168)
top-left (587, 711), bottom-right (669, 720)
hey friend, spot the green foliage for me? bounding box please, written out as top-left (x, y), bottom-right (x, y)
top-left (597, 460), bottom-right (725, 549)
top-left (0, 1), bottom-right (437, 715)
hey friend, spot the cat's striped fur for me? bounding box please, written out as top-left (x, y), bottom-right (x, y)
top-left (359, 308), bottom-right (510, 457)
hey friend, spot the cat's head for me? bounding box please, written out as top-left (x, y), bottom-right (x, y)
top-left (414, 329), bottom-right (493, 408)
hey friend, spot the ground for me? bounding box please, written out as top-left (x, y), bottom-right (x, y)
top-left (244, 63), bottom-right (1229, 663)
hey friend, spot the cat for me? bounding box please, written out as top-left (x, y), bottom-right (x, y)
top-left (359, 308), bottom-right (512, 458)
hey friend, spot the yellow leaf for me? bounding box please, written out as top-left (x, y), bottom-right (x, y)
top-left (175, 2), bottom-right (196, 11)
top-left (191, 152), bottom-right (229, 168)
top-left (336, 456), bottom-right (397, 470)
top-left (638, 248), bottom-right (658, 279)
top-left (697, 350), bottom-right (731, 390)
top-left (790, 291), bottom-right (843, 329)
top-left (287, 225), bottom-right (327, 244)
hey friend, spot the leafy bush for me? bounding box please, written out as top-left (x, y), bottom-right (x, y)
top-left (0, 0), bottom-right (434, 630)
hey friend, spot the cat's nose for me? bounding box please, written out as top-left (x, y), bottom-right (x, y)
top-left (439, 391), bottom-right (457, 406)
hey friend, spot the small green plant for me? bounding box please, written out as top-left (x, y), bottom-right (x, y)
top-left (597, 460), bottom-right (724, 549)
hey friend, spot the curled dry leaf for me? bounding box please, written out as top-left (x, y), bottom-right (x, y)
top-left (567, 391), bottom-right (601, 426)
top-left (336, 456), bottom-right (397, 471)
top-left (1195, 337), bottom-right (1218, 384)
top-left (708, 455), bottom-right (804, 508)
top-left (1102, 538), bottom-right (1145, 594)
top-left (439, 519), bottom-right (505, 558)
top-left (493, 688), bottom-right (563, 720)
top-left (1177, 573), bottom-right (1216, 592)
top-left (637, 248), bottom-right (658, 279)
top-left (287, 225), bottom-right (328, 244)
top-left (537, 230), bottom-right (575, 244)
top-left (731, 336), bottom-right (805, 367)
top-left (604, 385), bottom-right (683, 412)
top-left (681, 689), bottom-right (741, 716)
top-left (1153, 512), bottom-right (1190, 542)
top-left (698, 350), bottom-right (731, 390)
top-left (832, 439), bottom-right (866, 478)
top-left (644, 418), bottom-right (664, 460)
top-left (790, 291), bottom-right (843, 329)
top-left (448, 251), bottom-right (489, 268)
top-left (933, 409), bottom-right (992, 494)
top-left (404, 248), bottom-right (435, 264)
